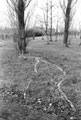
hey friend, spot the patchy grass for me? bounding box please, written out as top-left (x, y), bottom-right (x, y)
top-left (0, 50), bottom-right (74, 120)
top-left (0, 36), bottom-right (81, 120)
top-left (28, 36), bottom-right (81, 119)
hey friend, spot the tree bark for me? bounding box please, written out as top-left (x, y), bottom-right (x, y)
top-left (64, 16), bottom-right (70, 47)
top-left (63, 0), bottom-right (72, 47)
top-left (50, 0), bottom-right (52, 42)
top-left (18, 0), bottom-right (26, 54)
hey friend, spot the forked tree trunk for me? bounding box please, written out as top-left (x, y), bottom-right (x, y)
top-left (18, 0), bottom-right (26, 54)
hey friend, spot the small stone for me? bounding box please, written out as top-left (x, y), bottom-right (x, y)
top-left (43, 107), bottom-right (47, 111)
top-left (24, 93), bottom-right (26, 99)
top-left (49, 103), bottom-right (52, 106)
top-left (38, 98), bottom-right (41, 104)
top-left (70, 117), bottom-right (74, 120)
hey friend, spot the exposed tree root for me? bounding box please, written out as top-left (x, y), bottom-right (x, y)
top-left (34, 57), bottom-right (76, 112)
top-left (19, 55), bottom-right (76, 112)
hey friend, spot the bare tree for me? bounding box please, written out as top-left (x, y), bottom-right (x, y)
top-left (7, 6), bottom-right (18, 29)
top-left (6, 0), bottom-right (32, 54)
top-left (60, 0), bottom-right (78, 47)
top-left (37, 1), bottom-right (49, 36)
top-left (37, 0), bottom-right (56, 43)
top-left (48, 0), bottom-right (53, 42)
top-left (25, 1), bottom-right (37, 31)
top-left (55, 8), bottom-right (62, 42)
top-left (49, 0), bottom-right (58, 42)
top-left (35, 1), bottom-right (50, 44)
top-left (78, 22), bottom-right (81, 46)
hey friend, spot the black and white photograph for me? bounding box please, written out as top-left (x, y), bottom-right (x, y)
top-left (0, 0), bottom-right (81, 120)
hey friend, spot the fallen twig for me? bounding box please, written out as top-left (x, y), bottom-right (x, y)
top-left (34, 57), bottom-right (40, 74)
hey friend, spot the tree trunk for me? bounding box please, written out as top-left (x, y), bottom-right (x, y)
top-left (63, 0), bottom-right (72, 47)
top-left (18, 0), bottom-right (26, 54)
top-left (64, 15), bottom-right (70, 47)
top-left (55, 25), bottom-right (58, 42)
top-left (50, 0), bottom-right (52, 42)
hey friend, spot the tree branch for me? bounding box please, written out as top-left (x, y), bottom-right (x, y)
top-left (59, 0), bottom-right (66, 16)
top-left (6, 0), bottom-right (18, 13)
top-left (71, 0), bottom-right (78, 8)
top-left (25, 0), bottom-right (32, 9)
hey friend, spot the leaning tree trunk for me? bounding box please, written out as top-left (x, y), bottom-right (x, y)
top-left (18, 0), bottom-right (26, 54)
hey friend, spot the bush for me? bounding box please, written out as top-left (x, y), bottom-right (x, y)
top-left (25, 29), bottom-right (44, 38)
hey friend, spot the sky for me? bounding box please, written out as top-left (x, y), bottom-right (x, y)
top-left (36, 0), bottom-right (81, 30)
top-left (0, 0), bottom-right (8, 28)
top-left (0, 0), bottom-right (81, 30)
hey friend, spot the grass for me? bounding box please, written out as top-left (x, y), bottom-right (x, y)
top-left (28, 35), bottom-right (81, 118)
top-left (0, 35), bottom-right (81, 120)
